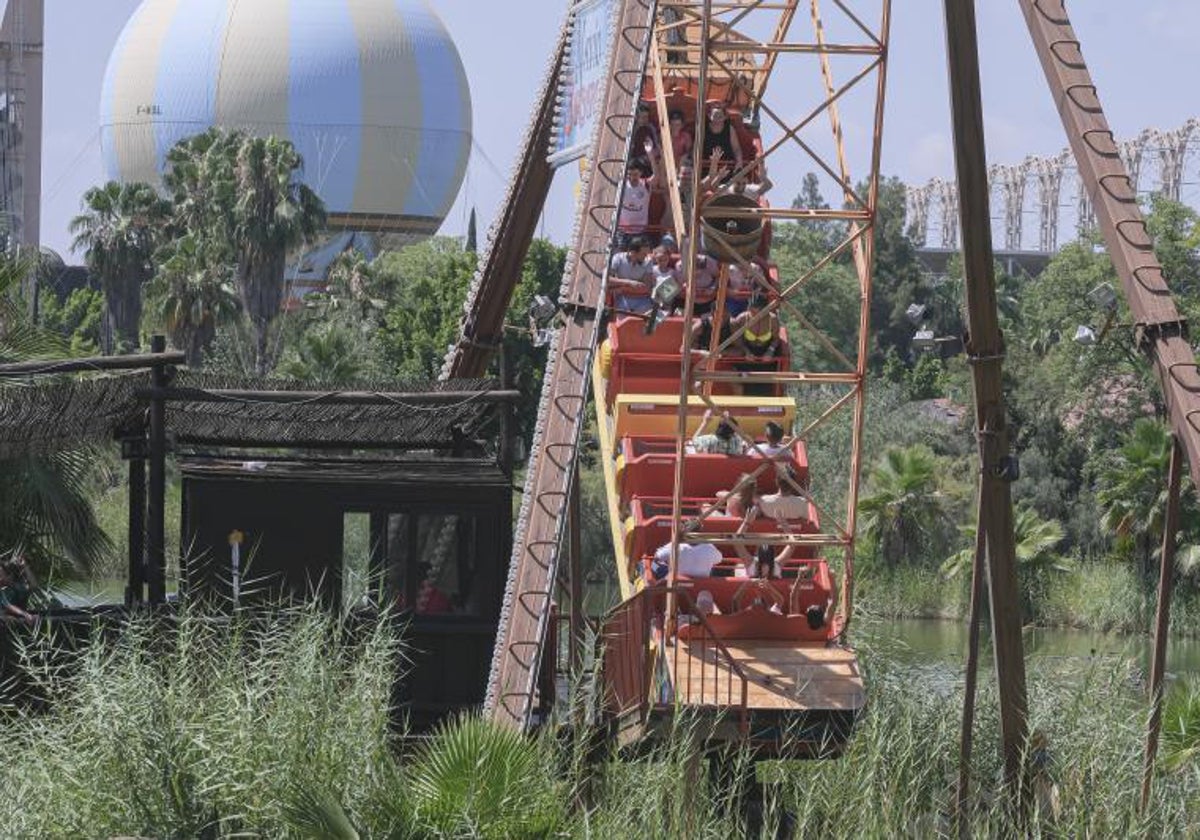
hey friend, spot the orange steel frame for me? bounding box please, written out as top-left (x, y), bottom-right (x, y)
top-left (653, 0), bottom-right (891, 631)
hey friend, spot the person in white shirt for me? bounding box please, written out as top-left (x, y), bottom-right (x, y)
top-left (746, 421), bottom-right (790, 459)
top-left (653, 540), bottom-right (722, 578)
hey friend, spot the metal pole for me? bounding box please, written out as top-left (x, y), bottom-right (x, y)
top-left (146, 334), bottom-right (168, 605)
top-left (125, 447), bottom-right (146, 607)
top-left (941, 0), bottom-right (1030, 800)
top-left (1142, 434), bottom-right (1183, 812)
top-left (957, 490), bottom-right (988, 828)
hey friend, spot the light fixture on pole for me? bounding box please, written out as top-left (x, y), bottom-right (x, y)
top-left (1073, 324), bottom-right (1097, 346)
top-left (905, 302), bottom-right (928, 325)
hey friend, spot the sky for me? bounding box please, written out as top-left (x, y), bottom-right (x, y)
top-left (40, 0), bottom-right (1200, 259)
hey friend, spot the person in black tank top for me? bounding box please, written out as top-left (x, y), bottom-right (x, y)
top-left (702, 106), bottom-right (743, 175)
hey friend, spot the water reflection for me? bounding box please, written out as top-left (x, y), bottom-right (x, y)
top-left (855, 617), bottom-right (1200, 683)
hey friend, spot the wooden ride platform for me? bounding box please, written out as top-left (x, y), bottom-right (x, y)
top-left (669, 640), bottom-right (864, 712)
top-left (636, 640), bottom-right (866, 758)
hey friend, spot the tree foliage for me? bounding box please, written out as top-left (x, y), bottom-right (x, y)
top-left (0, 256), bottom-right (111, 576)
top-left (69, 181), bottom-right (171, 354)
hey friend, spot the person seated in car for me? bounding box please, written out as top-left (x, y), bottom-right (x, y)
top-left (632, 102), bottom-right (660, 158)
top-left (726, 264), bottom-right (767, 317)
top-left (651, 538), bottom-right (722, 579)
top-left (746, 420), bottom-right (789, 460)
top-left (753, 467), bottom-right (809, 526)
top-left (714, 472), bottom-right (756, 519)
top-left (702, 106), bottom-right (744, 177)
top-left (689, 408), bottom-right (742, 455)
top-left (724, 157), bottom-right (773, 201)
top-left (609, 236), bottom-right (654, 314)
top-left (617, 159), bottom-right (657, 249)
top-left (649, 244), bottom-right (681, 311)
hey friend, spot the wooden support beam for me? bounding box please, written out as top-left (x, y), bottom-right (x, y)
top-left (1142, 434), bottom-right (1183, 812)
top-left (569, 470), bottom-right (585, 678)
top-left (942, 0), bottom-right (1030, 800)
top-left (144, 387), bottom-right (522, 406)
top-left (125, 450), bottom-right (146, 607)
top-left (0, 350), bottom-right (186, 376)
top-left (957, 489), bottom-right (988, 827)
top-left (146, 335), bottom-right (169, 606)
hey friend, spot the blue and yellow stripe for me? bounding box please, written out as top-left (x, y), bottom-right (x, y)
top-left (99, 0), bottom-right (471, 229)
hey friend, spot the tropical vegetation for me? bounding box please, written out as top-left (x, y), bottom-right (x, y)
top-left (69, 181), bottom-right (171, 354)
top-left (0, 256), bottom-right (111, 575)
top-left (0, 606), bottom-right (1196, 837)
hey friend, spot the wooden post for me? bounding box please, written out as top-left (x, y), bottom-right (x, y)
top-left (498, 342), bottom-right (514, 475)
top-left (569, 469), bottom-right (585, 676)
top-left (146, 335), bottom-right (168, 605)
top-left (941, 0), bottom-right (1030, 799)
top-left (125, 442), bottom-right (146, 607)
top-left (1142, 435), bottom-right (1183, 812)
top-left (957, 490), bottom-right (988, 827)
top-left (369, 513), bottom-right (388, 607)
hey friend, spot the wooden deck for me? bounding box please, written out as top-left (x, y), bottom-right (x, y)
top-left (666, 640), bottom-right (865, 713)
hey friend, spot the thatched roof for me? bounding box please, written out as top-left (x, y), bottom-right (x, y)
top-left (168, 372), bottom-right (499, 449)
top-left (0, 369), bottom-right (501, 457)
top-left (0, 372), bottom-right (149, 458)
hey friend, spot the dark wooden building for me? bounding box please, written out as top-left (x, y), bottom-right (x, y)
top-left (0, 363), bottom-right (517, 729)
top-left (180, 457), bottom-right (511, 726)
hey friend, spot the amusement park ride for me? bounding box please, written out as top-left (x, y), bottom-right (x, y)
top-left (1, 0), bottom-right (1196, 818)
top-left (444, 0), bottom-right (1200, 806)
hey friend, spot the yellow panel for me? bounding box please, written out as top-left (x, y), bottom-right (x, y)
top-left (614, 394), bottom-right (795, 439)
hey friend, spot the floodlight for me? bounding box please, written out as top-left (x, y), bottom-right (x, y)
top-left (905, 303), bottom-right (928, 325)
top-left (652, 277), bottom-right (681, 309)
top-left (1073, 324), bottom-right (1097, 346)
top-left (528, 294), bottom-right (558, 325)
top-left (1087, 282), bottom-right (1117, 312)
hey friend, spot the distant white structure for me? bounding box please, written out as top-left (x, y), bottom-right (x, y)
top-left (0, 0), bottom-right (43, 249)
top-left (906, 118), bottom-right (1200, 254)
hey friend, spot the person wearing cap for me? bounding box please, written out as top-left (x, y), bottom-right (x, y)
top-left (689, 408), bottom-right (742, 455)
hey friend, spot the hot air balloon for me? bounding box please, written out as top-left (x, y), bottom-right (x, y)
top-left (100, 0), bottom-right (472, 236)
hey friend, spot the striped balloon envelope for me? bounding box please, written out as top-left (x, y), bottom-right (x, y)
top-left (100, 0), bottom-right (472, 235)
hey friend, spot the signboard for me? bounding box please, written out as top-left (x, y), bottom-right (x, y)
top-left (549, 0), bottom-right (618, 167)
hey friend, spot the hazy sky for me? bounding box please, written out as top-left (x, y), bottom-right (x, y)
top-left (41, 0), bottom-right (1200, 258)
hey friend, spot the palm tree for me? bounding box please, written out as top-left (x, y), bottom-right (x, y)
top-left (151, 235), bottom-right (240, 367)
top-left (0, 256), bottom-right (112, 575)
top-left (278, 323), bottom-right (363, 382)
top-left (231, 135), bottom-right (325, 374)
top-left (69, 181), bottom-right (171, 354)
top-left (319, 250), bottom-right (386, 326)
top-left (1097, 418), bottom-right (1199, 578)
top-left (942, 505), bottom-right (1068, 580)
top-left (858, 445), bottom-right (944, 568)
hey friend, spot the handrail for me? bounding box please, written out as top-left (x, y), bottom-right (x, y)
top-left (667, 588), bottom-right (750, 734)
top-left (601, 585), bottom-right (749, 734)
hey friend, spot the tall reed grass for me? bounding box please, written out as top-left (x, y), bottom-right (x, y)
top-left (1, 607), bottom-right (1196, 838)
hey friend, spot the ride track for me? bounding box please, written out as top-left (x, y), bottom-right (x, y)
top-left (444, 0), bottom-right (1200, 805)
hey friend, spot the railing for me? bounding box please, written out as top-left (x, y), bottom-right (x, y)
top-left (601, 587), bottom-right (655, 724)
top-left (601, 585), bottom-right (748, 734)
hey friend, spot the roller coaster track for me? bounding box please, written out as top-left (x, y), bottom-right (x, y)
top-left (439, 5), bottom-right (572, 380)
top-left (1019, 1), bottom-right (1200, 540)
top-left (484, 0), bottom-right (656, 729)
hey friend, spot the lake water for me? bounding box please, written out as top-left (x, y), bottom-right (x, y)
top-left (857, 617), bottom-right (1200, 680)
